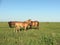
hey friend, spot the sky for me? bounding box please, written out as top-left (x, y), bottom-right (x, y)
top-left (0, 0), bottom-right (60, 22)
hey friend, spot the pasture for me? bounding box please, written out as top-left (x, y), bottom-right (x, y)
top-left (0, 22), bottom-right (60, 45)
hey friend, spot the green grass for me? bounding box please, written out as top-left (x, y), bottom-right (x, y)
top-left (0, 22), bottom-right (60, 45)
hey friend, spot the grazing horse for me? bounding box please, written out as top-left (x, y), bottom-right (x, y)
top-left (14, 22), bottom-right (31, 32)
top-left (31, 21), bottom-right (39, 29)
top-left (8, 21), bottom-right (17, 28)
top-left (25, 19), bottom-right (39, 29)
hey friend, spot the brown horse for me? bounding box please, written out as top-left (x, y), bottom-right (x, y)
top-left (8, 21), bottom-right (31, 32)
top-left (25, 19), bottom-right (39, 29)
top-left (14, 22), bottom-right (31, 32)
top-left (31, 21), bottom-right (39, 29)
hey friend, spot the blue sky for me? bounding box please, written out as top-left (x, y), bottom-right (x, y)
top-left (0, 0), bottom-right (60, 22)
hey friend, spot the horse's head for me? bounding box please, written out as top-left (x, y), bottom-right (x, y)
top-left (8, 21), bottom-right (15, 28)
top-left (8, 21), bottom-right (12, 28)
top-left (25, 19), bottom-right (32, 25)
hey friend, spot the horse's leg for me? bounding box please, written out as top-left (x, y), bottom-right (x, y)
top-left (37, 24), bottom-right (39, 30)
top-left (30, 25), bottom-right (32, 29)
top-left (16, 27), bottom-right (20, 32)
top-left (37, 22), bottom-right (39, 30)
top-left (14, 27), bottom-right (16, 32)
top-left (14, 25), bottom-right (17, 33)
top-left (14, 26), bottom-right (17, 32)
top-left (18, 27), bottom-right (20, 32)
top-left (36, 25), bottom-right (39, 30)
top-left (15, 27), bottom-right (18, 33)
top-left (14, 26), bottom-right (19, 33)
top-left (24, 26), bottom-right (27, 31)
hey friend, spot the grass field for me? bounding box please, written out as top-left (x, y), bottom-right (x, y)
top-left (0, 22), bottom-right (60, 45)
